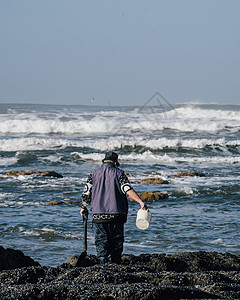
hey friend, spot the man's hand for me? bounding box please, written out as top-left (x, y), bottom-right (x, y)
top-left (80, 207), bottom-right (88, 217)
top-left (140, 202), bottom-right (148, 211)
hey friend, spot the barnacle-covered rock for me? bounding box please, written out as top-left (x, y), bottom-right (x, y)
top-left (0, 248), bottom-right (239, 299)
top-left (129, 191), bottom-right (168, 202)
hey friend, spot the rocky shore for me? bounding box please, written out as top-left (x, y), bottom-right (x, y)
top-left (0, 247), bottom-right (239, 299)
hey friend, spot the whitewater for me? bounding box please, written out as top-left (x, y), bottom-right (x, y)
top-left (0, 103), bottom-right (239, 266)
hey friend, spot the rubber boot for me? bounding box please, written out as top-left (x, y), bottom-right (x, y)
top-left (110, 252), bottom-right (122, 264)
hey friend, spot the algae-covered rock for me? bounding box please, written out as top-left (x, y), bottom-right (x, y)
top-left (5, 170), bottom-right (63, 178)
top-left (141, 178), bottom-right (169, 184)
top-left (129, 191), bottom-right (168, 202)
top-left (171, 171), bottom-right (205, 177)
top-left (45, 200), bottom-right (70, 205)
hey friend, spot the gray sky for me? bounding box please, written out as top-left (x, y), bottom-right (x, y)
top-left (0, 0), bottom-right (239, 106)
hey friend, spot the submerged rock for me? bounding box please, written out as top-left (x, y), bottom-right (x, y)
top-left (4, 170), bottom-right (63, 178)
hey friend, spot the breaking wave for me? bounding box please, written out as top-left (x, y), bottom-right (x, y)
top-left (0, 105), bottom-right (239, 135)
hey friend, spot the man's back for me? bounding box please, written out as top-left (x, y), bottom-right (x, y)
top-left (91, 162), bottom-right (128, 214)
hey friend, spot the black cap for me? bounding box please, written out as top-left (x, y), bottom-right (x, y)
top-left (102, 151), bottom-right (120, 166)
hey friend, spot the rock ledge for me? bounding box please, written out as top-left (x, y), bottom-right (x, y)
top-left (0, 248), bottom-right (239, 299)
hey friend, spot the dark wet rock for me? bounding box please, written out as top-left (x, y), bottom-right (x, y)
top-left (0, 250), bottom-right (239, 299)
top-left (129, 191), bottom-right (168, 202)
top-left (40, 171), bottom-right (63, 178)
top-left (121, 252), bottom-right (240, 272)
top-left (67, 254), bottom-right (98, 267)
top-left (4, 170), bottom-right (63, 178)
top-left (171, 171), bottom-right (206, 177)
top-left (0, 246), bottom-right (40, 271)
top-left (45, 200), bottom-right (70, 205)
top-left (66, 254), bottom-right (81, 267)
top-left (141, 178), bottom-right (169, 184)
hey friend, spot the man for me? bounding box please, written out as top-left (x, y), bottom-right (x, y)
top-left (80, 151), bottom-right (148, 264)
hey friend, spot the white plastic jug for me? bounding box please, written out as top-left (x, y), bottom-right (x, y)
top-left (136, 209), bottom-right (152, 230)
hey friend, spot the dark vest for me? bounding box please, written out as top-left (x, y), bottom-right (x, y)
top-left (91, 163), bottom-right (128, 214)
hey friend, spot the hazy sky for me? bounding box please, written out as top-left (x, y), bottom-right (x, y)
top-left (0, 0), bottom-right (239, 106)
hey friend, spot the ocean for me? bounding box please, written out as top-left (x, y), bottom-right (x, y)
top-left (0, 102), bottom-right (239, 267)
